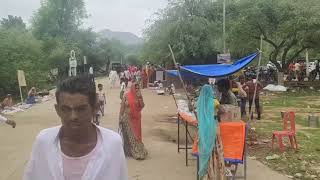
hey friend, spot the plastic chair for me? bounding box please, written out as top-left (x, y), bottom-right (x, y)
top-left (271, 111), bottom-right (298, 152)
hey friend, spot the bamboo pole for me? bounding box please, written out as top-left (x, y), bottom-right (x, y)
top-left (168, 44), bottom-right (195, 112)
top-left (250, 35), bottom-right (263, 121)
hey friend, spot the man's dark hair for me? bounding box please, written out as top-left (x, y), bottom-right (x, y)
top-left (98, 84), bottom-right (103, 88)
top-left (56, 76), bottom-right (96, 107)
top-left (217, 79), bottom-right (230, 90)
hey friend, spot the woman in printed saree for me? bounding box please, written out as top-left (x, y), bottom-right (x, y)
top-left (119, 83), bottom-right (148, 160)
top-left (197, 85), bottom-right (225, 180)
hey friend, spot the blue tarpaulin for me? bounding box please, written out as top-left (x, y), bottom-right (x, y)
top-left (166, 52), bottom-right (258, 78)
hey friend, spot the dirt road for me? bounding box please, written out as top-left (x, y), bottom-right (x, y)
top-left (0, 78), bottom-right (289, 180)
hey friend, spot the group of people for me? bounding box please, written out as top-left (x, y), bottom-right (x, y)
top-left (287, 60), bottom-right (320, 81)
top-left (288, 61), bottom-right (306, 81)
top-left (0, 86), bottom-right (39, 129)
top-left (187, 75), bottom-right (263, 121)
top-left (0, 64), bottom-right (266, 180)
top-left (191, 76), bottom-right (263, 179)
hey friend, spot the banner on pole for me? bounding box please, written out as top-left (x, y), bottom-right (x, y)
top-left (17, 70), bottom-right (27, 87)
top-left (217, 53), bottom-right (231, 64)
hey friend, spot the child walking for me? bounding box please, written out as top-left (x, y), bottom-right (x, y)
top-left (94, 84), bottom-right (106, 125)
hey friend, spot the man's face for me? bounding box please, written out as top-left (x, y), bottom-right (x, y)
top-left (55, 92), bottom-right (95, 131)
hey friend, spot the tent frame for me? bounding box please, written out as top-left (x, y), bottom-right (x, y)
top-left (169, 44), bottom-right (261, 180)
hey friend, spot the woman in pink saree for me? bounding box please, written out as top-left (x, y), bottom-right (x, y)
top-left (119, 83), bottom-right (148, 160)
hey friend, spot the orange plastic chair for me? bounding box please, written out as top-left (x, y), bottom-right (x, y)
top-left (271, 111), bottom-right (298, 152)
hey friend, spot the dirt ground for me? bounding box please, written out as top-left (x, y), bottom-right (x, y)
top-left (0, 77), bottom-right (290, 180)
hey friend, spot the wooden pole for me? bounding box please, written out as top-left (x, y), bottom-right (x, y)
top-left (19, 86), bottom-right (23, 103)
top-left (250, 35), bottom-right (263, 121)
top-left (223, 0), bottom-right (226, 53)
top-left (168, 44), bottom-right (194, 111)
top-left (306, 49), bottom-right (309, 77)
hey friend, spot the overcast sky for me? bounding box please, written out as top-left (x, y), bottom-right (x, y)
top-left (0, 0), bottom-right (168, 37)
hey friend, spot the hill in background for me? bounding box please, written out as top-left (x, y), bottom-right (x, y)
top-left (98, 29), bottom-right (143, 45)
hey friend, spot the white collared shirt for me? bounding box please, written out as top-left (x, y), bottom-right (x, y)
top-left (23, 126), bottom-right (128, 180)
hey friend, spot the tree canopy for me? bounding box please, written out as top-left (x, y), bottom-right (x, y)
top-left (142, 0), bottom-right (320, 71)
top-left (142, 0), bottom-right (222, 66)
top-left (1, 15), bottom-right (26, 30)
top-left (0, 0), bottom-right (141, 98)
top-left (228, 0), bottom-right (320, 71)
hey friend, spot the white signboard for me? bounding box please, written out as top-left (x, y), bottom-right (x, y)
top-left (17, 70), bottom-right (27, 87)
top-left (156, 71), bottom-right (164, 81)
top-left (217, 53), bottom-right (231, 64)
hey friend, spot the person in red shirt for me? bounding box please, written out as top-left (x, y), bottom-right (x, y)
top-left (243, 76), bottom-right (263, 120)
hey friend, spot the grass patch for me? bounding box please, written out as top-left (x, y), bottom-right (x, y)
top-left (249, 92), bottom-right (320, 179)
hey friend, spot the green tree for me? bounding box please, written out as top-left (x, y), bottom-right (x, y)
top-left (32, 0), bottom-right (87, 40)
top-left (142, 0), bottom-right (222, 66)
top-left (0, 29), bottom-right (46, 97)
top-left (0, 15), bottom-right (26, 30)
top-left (126, 54), bottom-right (141, 66)
top-left (228, 0), bottom-right (320, 71)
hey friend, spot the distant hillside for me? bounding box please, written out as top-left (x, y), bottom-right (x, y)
top-left (98, 29), bottom-right (143, 45)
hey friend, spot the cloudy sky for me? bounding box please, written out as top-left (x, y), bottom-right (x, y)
top-left (0, 0), bottom-right (168, 37)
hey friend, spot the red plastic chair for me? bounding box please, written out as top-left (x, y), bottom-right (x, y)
top-left (271, 111), bottom-right (298, 152)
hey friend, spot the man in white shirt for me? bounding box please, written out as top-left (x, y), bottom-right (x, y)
top-left (89, 66), bottom-right (94, 75)
top-left (0, 114), bottom-right (16, 128)
top-left (23, 76), bottom-right (128, 180)
top-left (89, 66), bottom-right (94, 82)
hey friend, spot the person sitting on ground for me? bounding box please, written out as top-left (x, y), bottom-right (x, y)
top-left (23, 76), bottom-right (128, 180)
top-left (0, 113), bottom-right (16, 128)
top-left (1, 94), bottom-right (13, 108)
top-left (26, 87), bottom-right (37, 104)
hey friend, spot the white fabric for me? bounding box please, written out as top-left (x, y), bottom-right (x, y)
top-left (124, 71), bottom-right (130, 79)
top-left (62, 132), bottom-right (102, 180)
top-left (0, 114), bottom-right (7, 123)
top-left (109, 71), bottom-right (118, 80)
top-left (120, 72), bottom-right (125, 79)
top-left (135, 71), bottom-right (141, 77)
top-left (23, 126), bottom-right (128, 180)
top-left (263, 84), bottom-right (287, 92)
top-left (295, 63), bottom-right (301, 71)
